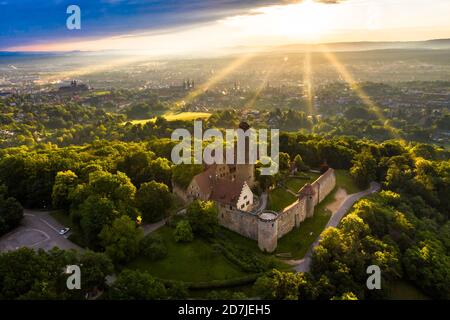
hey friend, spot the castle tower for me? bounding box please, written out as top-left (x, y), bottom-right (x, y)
top-left (258, 211), bottom-right (278, 253)
top-left (235, 121), bottom-right (256, 187)
top-left (299, 183), bottom-right (315, 218)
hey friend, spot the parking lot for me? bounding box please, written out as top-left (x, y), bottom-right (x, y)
top-left (0, 210), bottom-right (83, 252)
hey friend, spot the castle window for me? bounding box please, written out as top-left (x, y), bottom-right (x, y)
top-left (246, 200), bottom-right (250, 205)
top-left (241, 204), bottom-right (245, 209)
top-left (243, 195), bottom-right (247, 200)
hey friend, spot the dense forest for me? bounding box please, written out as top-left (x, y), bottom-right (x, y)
top-left (0, 126), bottom-right (448, 299)
top-left (1, 88), bottom-right (449, 148)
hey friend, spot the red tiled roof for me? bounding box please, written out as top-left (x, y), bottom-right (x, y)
top-left (192, 166), bottom-right (216, 195)
top-left (210, 179), bottom-right (246, 206)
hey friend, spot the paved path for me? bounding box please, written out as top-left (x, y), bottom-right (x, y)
top-left (293, 182), bottom-right (381, 273)
top-left (142, 219), bottom-right (167, 236)
top-left (0, 210), bottom-right (83, 252)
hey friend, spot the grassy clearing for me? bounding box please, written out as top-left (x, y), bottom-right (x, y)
top-left (335, 169), bottom-right (362, 194)
top-left (127, 226), bottom-right (248, 282)
top-left (164, 112), bottom-right (211, 121)
top-left (285, 172), bottom-right (321, 193)
top-left (127, 224), bottom-right (291, 285)
top-left (91, 90), bottom-right (111, 96)
top-left (268, 187), bottom-right (297, 212)
top-left (126, 112), bottom-right (211, 125)
top-left (275, 170), bottom-right (360, 259)
top-left (275, 189), bottom-right (335, 259)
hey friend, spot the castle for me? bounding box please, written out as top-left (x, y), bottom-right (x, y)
top-left (175, 162), bottom-right (336, 252)
top-left (173, 123), bottom-right (336, 252)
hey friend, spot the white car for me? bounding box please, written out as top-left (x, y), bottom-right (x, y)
top-left (59, 228), bottom-right (70, 235)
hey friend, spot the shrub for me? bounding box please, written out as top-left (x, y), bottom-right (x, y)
top-left (173, 220), bottom-right (194, 243)
top-left (186, 200), bottom-right (218, 238)
top-left (166, 281), bottom-right (189, 299)
top-left (109, 270), bottom-right (167, 300)
top-left (166, 213), bottom-right (185, 228)
top-left (182, 274), bottom-right (260, 290)
top-left (140, 234), bottom-right (168, 261)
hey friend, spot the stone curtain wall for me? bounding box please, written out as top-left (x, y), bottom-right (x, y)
top-left (218, 205), bottom-right (259, 240)
top-left (312, 169), bottom-right (336, 204)
top-left (213, 169), bottom-right (336, 252)
top-left (275, 168), bottom-right (336, 241)
top-left (277, 198), bottom-right (307, 239)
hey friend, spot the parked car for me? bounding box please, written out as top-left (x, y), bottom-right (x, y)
top-left (59, 227), bottom-right (70, 235)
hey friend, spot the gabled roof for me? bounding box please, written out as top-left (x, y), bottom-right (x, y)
top-left (192, 166), bottom-right (215, 195)
top-left (210, 179), bottom-right (247, 206)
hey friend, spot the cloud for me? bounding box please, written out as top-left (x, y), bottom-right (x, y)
top-left (0, 0), bottom-right (349, 50)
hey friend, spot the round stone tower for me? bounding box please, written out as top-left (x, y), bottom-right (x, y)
top-left (257, 211), bottom-right (278, 253)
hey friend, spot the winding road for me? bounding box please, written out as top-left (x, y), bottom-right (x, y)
top-left (293, 181), bottom-right (381, 273)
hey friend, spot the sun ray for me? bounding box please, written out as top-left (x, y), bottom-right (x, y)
top-left (36, 55), bottom-right (152, 85)
top-left (303, 46), bottom-right (315, 115)
top-left (174, 52), bottom-right (256, 109)
top-left (318, 45), bottom-right (403, 140)
top-left (242, 59), bottom-right (283, 112)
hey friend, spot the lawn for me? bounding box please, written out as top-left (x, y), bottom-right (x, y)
top-left (127, 226), bottom-right (248, 282)
top-left (164, 112), bottom-right (211, 122)
top-left (268, 187), bottom-right (297, 212)
top-left (275, 170), bottom-right (361, 259)
top-left (91, 90), bottom-right (111, 96)
top-left (125, 112), bottom-right (211, 125)
top-left (335, 169), bottom-right (362, 194)
top-left (285, 172), bottom-right (321, 193)
top-left (275, 189), bottom-right (335, 259)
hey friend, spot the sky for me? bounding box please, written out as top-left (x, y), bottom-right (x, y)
top-left (1, 0), bottom-right (450, 54)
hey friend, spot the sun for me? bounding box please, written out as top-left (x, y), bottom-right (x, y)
top-left (222, 0), bottom-right (333, 42)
